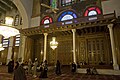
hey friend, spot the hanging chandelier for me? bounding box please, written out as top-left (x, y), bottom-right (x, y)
top-left (0, 44), bottom-right (4, 51)
top-left (0, 17), bottom-right (20, 38)
top-left (50, 37), bottom-right (58, 50)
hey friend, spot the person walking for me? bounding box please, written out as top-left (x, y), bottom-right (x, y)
top-left (28, 59), bottom-right (32, 74)
top-left (55, 60), bottom-right (61, 75)
top-left (33, 58), bottom-right (38, 78)
top-left (39, 63), bottom-right (44, 78)
top-left (14, 61), bottom-right (19, 70)
top-left (71, 62), bottom-right (76, 74)
top-left (42, 64), bottom-right (48, 78)
top-left (8, 59), bottom-right (14, 73)
top-left (13, 63), bottom-right (26, 80)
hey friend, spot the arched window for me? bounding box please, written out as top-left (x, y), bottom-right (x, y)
top-left (84, 6), bottom-right (102, 17)
top-left (15, 34), bottom-right (20, 46)
top-left (58, 10), bottom-right (78, 21)
top-left (51, 0), bottom-right (57, 8)
top-left (41, 16), bottom-right (53, 25)
top-left (2, 37), bottom-right (9, 48)
top-left (61, 0), bottom-right (75, 6)
top-left (14, 15), bottom-right (19, 26)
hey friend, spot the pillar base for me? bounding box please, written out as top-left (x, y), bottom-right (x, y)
top-left (113, 64), bottom-right (119, 70)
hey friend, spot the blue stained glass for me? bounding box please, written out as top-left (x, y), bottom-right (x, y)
top-left (58, 11), bottom-right (78, 21)
top-left (68, 11), bottom-right (73, 14)
top-left (73, 14), bottom-right (77, 18)
top-left (58, 16), bottom-right (62, 21)
top-left (62, 12), bottom-right (67, 16)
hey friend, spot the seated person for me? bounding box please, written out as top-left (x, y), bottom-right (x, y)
top-left (91, 67), bottom-right (98, 75)
top-left (86, 68), bottom-right (91, 74)
top-left (71, 62), bottom-right (77, 73)
top-left (84, 61), bottom-right (87, 65)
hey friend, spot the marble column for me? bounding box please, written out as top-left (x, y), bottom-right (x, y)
top-left (108, 24), bottom-right (119, 70)
top-left (18, 34), bottom-right (26, 63)
top-left (72, 29), bottom-right (76, 64)
top-left (6, 37), bottom-right (14, 65)
top-left (43, 33), bottom-right (48, 62)
top-left (0, 36), bottom-right (2, 43)
top-left (0, 36), bottom-right (4, 65)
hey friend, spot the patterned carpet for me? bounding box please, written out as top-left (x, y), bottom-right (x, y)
top-left (0, 65), bottom-right (120, 80)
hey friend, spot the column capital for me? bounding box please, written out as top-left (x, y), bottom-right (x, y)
top-left (44, 33), bottom-right (48, 36)
top-left (72, 29), bottom-right (76, 33)
top-left (107, 24), bottom-right (114, 29)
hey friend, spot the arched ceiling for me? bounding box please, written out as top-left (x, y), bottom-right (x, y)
top-left (0, 0), bottom-right (17, 16)
top-left (0, 0), bottom-right (33, 29)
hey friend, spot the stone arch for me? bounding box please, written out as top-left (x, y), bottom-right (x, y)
top-left (12, 0), bottom-right (29, 29)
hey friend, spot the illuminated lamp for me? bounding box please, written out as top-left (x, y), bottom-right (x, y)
top-left (0, 17), bottom-right (20, 39)
top-left (50, 37), bottom-right (58, 50)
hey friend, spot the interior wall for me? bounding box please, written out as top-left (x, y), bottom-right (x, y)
top-left (102, 0), bottom-right (120, 17)
top-left (77, 32), bottom-right (112, 65)
top-left (13, 0), bottom-right (33, 29)
top-left (31, 0), bottom-right (41, 28)
top-left (13, 47), bottom-right (19, 61)
top-left (114, 24), bottom-right (120, 65)
top-left (0, 48), bottom-right (8, 65)
top-left (57, 36), bottom-right (73, 65)
top-left (24, 37), bottom-right (34, 62)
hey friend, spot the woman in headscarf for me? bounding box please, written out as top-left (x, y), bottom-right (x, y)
top-left (55, 60), bottom-right (61, 75)
top-left (33, 58), bottom-right (38, 78)
top-left (13, 63), bottom-right (26, 80)
top-left (8, 59), bottom-right (14, 73)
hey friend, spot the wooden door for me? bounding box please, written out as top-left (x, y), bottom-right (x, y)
top-left (87, 38), bottom-right (106, 64)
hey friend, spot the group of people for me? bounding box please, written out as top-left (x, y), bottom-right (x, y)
top-left (27, 58), bottom-right (48, 78)
top-left (7, 58), bottom-right (79, 79)
top-left (39, 60), bottom-right (48, 78)
top-left (7, 59), bottom-right (26, 80)
top-left (8, 58), bottom-right (48, 79)
top-left (86, 67), bottom-right (98, 75)
top-left (28, 59), bottom-right (62, 78)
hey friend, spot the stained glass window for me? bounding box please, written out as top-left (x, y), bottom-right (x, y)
top-left (61, 0), bottom-right (75, 6)
top-left (41, 16), bottom-right (53, 25)
top-left (14, 15), bottom-right (19, 26)
top-left (51, 0), bottom-right (57, 8)
top-left (15, 34), bottom-right (20, 46)
top-left (84, 6), bottom-right (101, 17)
top-left (88, 10), bottom-right (97, 16)
top-left (2, 37), bottom-right (9, 48)
top-left (58, 11), bottom-right (77, 21)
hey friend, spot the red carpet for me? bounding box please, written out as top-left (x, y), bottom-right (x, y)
top-left (0, 65), bottom-right (120, 80)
